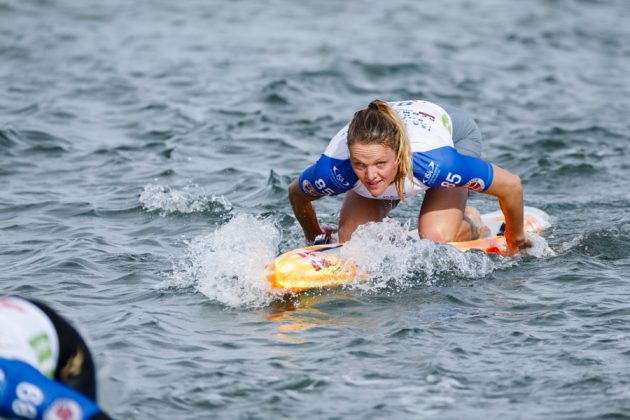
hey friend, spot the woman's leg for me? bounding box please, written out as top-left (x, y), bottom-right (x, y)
top-left (418, 187), bottom-right (488, 242)
top-left (418, 105), bottom-right (487, 243)
top-left (338, 190), bottom-right (398, 242)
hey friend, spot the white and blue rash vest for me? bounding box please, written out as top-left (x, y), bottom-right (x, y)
top-left (0, 297), bottom-right (108, 420)
top-left (298, 100), bottom-right (494, 200)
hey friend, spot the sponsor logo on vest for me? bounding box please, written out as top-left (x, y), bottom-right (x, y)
top-left (465, 178), bottom-right (485, 191)
top-left (302, 180), bottom-right (321, 197)
top-left (44, 399), bottom-right (83, 420)
top-left (331, 166), bottom-right (350, 187)
top-left (422, 161), bottom-right (437, 185)
top-left (441, 114), bottom-right (452, 135)
top-left (0, 298), bottom-right (26, 312)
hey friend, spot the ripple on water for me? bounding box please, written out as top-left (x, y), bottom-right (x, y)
top-left (139, 183), bottom-right (232, 217)
top-left (574, 228), bottom-right (630, 261)
top-left (0, 128), bottom-right (72, 156)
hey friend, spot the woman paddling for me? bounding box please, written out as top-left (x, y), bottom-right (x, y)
top-left (288, 99), bottom-right (531, 255)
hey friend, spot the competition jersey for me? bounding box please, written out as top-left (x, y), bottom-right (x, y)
top-left (0, 297), bottom-right (107, 420)
top-left (298, 100), bottom-right (494, 200)
top-left (0, 358), bottom-right (105, 420)
top-left (0, 297), bottom-right (59, 378)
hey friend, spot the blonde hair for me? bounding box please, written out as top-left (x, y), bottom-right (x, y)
top-left (347, 99), bottom-right (413, 201)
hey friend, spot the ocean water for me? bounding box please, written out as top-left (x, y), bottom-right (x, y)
top-left (2, 0), bottom-right (630, 418)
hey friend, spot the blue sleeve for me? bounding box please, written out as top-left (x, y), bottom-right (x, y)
top-left (413, 146), bottom-right (494, 191)
top-left (0, 358), bottom-right (108, 420)
top-left (298, 155), bottom-right (357, 197)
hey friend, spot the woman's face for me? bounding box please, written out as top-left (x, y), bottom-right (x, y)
top-left (349, 143), bottom-right (398, 196)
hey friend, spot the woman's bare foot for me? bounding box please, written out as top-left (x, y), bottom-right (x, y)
top-left (464, 207), bottom-right (491, 239)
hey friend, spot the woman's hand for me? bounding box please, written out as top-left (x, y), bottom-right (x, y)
top-left (505, 234), bottom-right (533, 256)
top-left (312, 226), bottom-right (338, 245)
top-left (483, 164), bottom-right (532, 255)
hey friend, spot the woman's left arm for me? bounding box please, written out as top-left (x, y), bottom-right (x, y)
top-left (416, 148), bottom-right (531, 254)
top-left (483, 164), bottom-right (531, 254)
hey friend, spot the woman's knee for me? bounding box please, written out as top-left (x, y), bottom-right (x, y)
top-left (418, 222), bottom-right (458, 243)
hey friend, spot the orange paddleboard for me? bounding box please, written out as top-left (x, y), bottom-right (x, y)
top-left (266, 207), bottom-right (551, 293)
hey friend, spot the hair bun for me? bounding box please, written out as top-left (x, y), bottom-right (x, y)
top-left (368, 99), bottom-right (390, 111)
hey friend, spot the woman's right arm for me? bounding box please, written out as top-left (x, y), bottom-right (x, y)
top-left (288, 179), bottom-right (324, 243)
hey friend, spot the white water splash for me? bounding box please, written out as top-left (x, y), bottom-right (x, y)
top-left (524, 232), bottom-right (556, 258)
top-left (162, 215), bottom-right (554, 306)
top-left (163, 214), bottom-right (280, 307)
top-left (139, 183), bottom-right (231, 215)
top-left (340, 218), bottom-right (523, 292)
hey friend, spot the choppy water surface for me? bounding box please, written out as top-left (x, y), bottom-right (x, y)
top-left (2, 0), bottom-right (630, 418)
